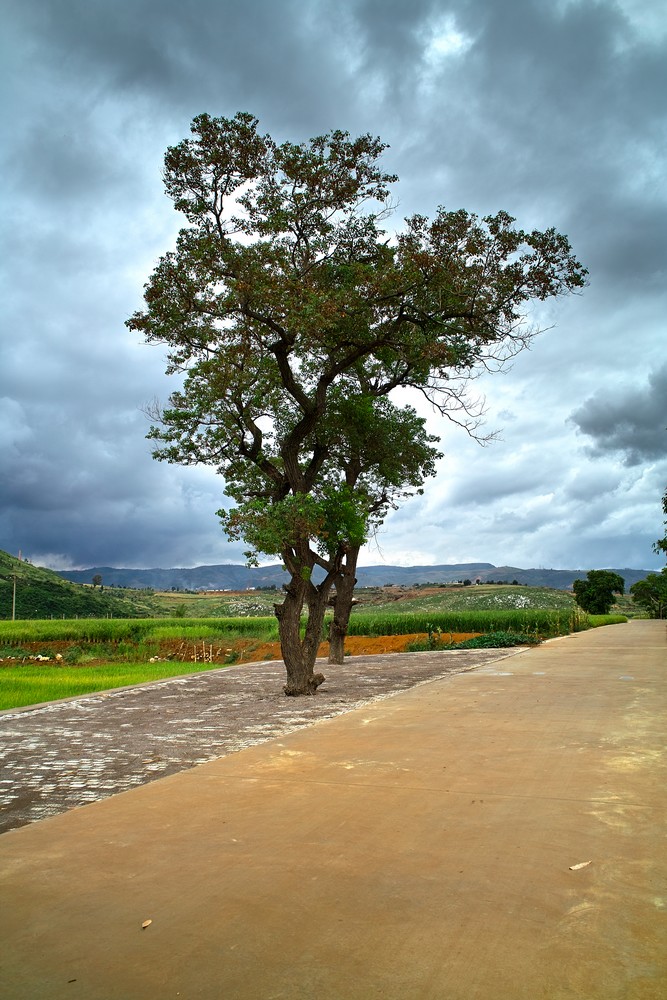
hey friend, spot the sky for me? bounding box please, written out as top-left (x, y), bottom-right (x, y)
top-left (1, 0), bottom-right (665, 573)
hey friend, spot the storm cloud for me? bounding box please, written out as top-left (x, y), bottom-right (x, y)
top-left (570, 363), bottom-right (667, 465)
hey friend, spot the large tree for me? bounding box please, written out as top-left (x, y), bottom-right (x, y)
top-left (573, 570), bottom-right (625, 615)
top-left (128, 112), bottom-right (587, 695)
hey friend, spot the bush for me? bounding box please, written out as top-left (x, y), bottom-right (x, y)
top-left (0, 645), bottom-right (32, 660)
top-left (453, 631), bottom-right (539, 648)
top-left (406, 629), bottom-right (537, 652)
top-left (63, 645), bottom-right (84, 664)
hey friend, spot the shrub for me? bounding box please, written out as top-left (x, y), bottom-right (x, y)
top-left (0, 645), bottom-right (32, 660)
top-left (407, 630), bottom-right (536, 652)
top-left (63, 645), bottom-right (84, 664)
top-left (453, 631), bottom-right (539, 648)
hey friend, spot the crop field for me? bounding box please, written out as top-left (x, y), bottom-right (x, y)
top-left (352, 584), bottom-right (577, 615)
top-left (152, 589), bottom-right (281, 617)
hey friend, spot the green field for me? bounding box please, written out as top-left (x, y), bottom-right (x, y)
top-left (0, 661), bottom-right (234, 711)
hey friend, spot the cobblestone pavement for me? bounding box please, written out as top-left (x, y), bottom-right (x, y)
top-left (0, 649), bottom-right (517, 834)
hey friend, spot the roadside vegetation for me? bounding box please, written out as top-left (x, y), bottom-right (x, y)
top-left (0, 584), bottom-right (629, 711)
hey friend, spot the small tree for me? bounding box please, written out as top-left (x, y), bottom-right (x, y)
top-left (92, 574), bottom-right (102, 589)
top-left (128, 112), bottom-right (586, 695)
top-left (572, 570), bottom-right (625, 615)
top-left (630, 570), bottom-right (667, 619)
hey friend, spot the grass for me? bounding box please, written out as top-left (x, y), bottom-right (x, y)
top-left (0, 615), bottom-right (281, 710)
top-left (0, 660), bottom-right (233, 712)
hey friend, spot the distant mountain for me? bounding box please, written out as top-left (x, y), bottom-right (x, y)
top-left (53, 561), bottom-right (656, 592)
top-left (53, 563), bottom-right (289, 592)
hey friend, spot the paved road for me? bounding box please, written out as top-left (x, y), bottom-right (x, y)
top-left (0, 620), bottom-right (665, 999)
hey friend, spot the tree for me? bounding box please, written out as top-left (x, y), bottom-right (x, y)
top-left (572, 570), bottom-right (625, 615)
top-left (653, 487), bottom-right (667, 559)
top-left (128, 111), bottom-right (587, 695)
top-left (630, 570), bottom-right (667, 618)
top-left (92, 574), bottom-right (102, 589)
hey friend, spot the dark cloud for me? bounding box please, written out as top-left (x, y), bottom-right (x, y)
top-left (386, 0), bottom-right (667, 292)
top-left (570, 363), bottom-right (667, 466)
top-left (6, 0), bottom-right (360, 132)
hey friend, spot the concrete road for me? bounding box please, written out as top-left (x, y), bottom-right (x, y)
top-left (1, 620), bottom-right (665, 999)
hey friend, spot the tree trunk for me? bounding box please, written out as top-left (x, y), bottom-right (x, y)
top-left (274, 574), bottom-right (331, 695)
top-left (328, 547), bottom-right (359, 665)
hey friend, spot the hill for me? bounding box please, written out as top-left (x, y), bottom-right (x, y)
top-left (0, 551), bottom-right (159, 620)
top-left (53, 560), bottom-right (655, 592)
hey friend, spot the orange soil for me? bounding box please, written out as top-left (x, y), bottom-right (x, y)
top-left (235, 633), bottom-right (480, 663)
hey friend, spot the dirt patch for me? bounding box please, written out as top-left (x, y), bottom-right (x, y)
top-left (240, 633), bottom-right (480, 663)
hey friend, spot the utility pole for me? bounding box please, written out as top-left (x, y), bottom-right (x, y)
top-left (11, 549), bottom-right (21, 621)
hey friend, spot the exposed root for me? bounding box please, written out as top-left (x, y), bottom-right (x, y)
top-left (283, 671), bottom-right (326, 697)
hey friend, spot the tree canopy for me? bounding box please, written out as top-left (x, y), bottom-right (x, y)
top-left (630, 570), bottom-right (667, 619)
top-left (128, 111), bottom-right (587, 694)
top-left (572, 570), bottom-right (625, 615)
